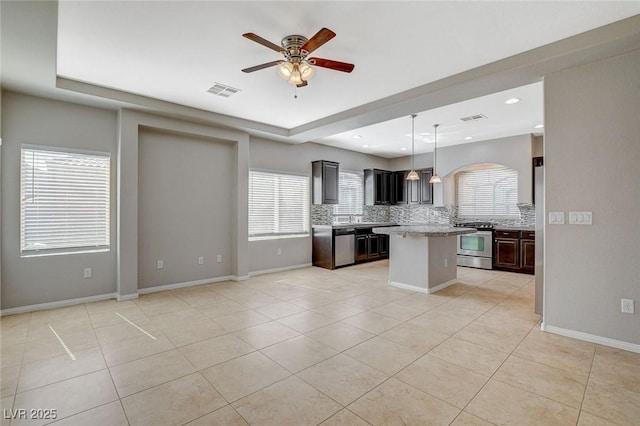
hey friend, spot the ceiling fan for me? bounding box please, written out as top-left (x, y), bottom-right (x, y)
top-left (241, 28), bottom-right (354, 88)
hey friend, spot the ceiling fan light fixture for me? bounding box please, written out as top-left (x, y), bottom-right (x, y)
top-left (277, 62), bottom-right (293, 79)
top-left (299, 62), bottom-right (315, 80)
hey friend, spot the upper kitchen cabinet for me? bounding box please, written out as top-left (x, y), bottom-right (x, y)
top-left (392, 171), bottom-right (408, 204)
top-left (364, 169), bottom-right (392, 205)
top-left (312, 160), bottom-right (339, 204)
top-left (419, 168), bottom-right (434, 204)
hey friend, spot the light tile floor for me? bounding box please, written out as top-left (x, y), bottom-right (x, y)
top-left (1, 261), bottom-right (639, 425)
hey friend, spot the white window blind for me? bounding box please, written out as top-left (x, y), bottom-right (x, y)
top-left (333, 171), bottom-right (363, 216)
top-left (457, 165), bottom-right (519, 218)
top-left (21, 147), bottom-right (110, 256)
top-left (249, 170), bottom-right (309, 240)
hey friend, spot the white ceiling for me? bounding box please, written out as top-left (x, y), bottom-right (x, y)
top-left (6, 2), bottom-right (640, 157)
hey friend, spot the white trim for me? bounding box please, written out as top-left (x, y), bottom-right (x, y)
top-left (389, 281), bottom-right (428, 294)
top-left (138, 276), bottom-right (236, 294)
top-left (1, 293), bottom-right (117, 316)
top-left (117, 293), bottom-right (139, 302)
top-left (544, 324), bottom-right (640, 354)
top-left (234, 275), bottom-right (251, 281)
top-left (249, 263), bottom-right (312, 277)
top-left (389, 278), bottom-right (458, 294)
top-left (426, 279), bottom-right (459, 294)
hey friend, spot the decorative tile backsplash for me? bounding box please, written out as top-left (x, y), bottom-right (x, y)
top-left (312, 202), bottom-right (535, 227)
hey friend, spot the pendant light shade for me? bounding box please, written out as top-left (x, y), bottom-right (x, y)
top-left (429, 123), bottom-right (442, 184)
top-left (406, 114), bottom-right (420, 181)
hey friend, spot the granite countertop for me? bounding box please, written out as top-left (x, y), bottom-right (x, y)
top-left (372, 225), bottom-right (477, 237)
top-left (312, 222), bottom-right (397, 230)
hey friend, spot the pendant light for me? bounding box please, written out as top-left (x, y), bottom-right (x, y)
top-left (406, 114), bottom-right (420, 181)
top-left (429, 124), bottom-right (442, 184)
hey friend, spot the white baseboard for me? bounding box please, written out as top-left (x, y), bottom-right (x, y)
top-left (389, 281), bottom-right (428, 294)
top-left (544, 324), bottom-right (640, 354)
top-left (234, 275), bottom-right (251, 281)
top-left (1, 293), bottom-right (117, 316)
top-left (248, 263), bottom-right (312, 277)
top-left (117, 293), bottom-right (139, 302)
top-left (389, 278), bottom-right (458, 295)
top-left (138, 275), bottom-right (236, 295)
top-left (426, 279), bottom-right (458, 294)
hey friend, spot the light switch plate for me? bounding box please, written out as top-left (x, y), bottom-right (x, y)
top-left (549, 212), bottom-right (565, 224)
top-left (569, 211), bottom-right (593, 225)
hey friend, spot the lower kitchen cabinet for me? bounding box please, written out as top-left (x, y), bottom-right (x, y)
top-left (313, 225), bottom-right (391, 270)
top-left (493, 229), bottom-right (535, 274)
top-left (355, 228), bottom-right (389, 263)
top-left (520, 231), bottom-right (535, 274)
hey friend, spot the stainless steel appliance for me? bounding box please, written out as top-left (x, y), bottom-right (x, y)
top-left (455, 222), bottom-right (494, 270)
top-left (334, 228), bottom-right (355, 267)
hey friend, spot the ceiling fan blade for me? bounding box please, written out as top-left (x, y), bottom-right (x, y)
top-left (308, 57), bottom-right (355, 73)
top-left (301, 28), bottom-right (336, 54)
top-left (296, 81), bottom-right (308, 88)
top-left (242, 60), bottom-right (283, 73)
top-left (242, 33), bottom-right (284, 53)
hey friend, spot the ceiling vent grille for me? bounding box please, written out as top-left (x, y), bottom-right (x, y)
top-left (207, 83), bottom-right (241, 98)
top-left (460, 114), bottom-right (488, 122)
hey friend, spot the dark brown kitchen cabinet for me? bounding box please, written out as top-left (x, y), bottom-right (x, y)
top-left (493, 229), bottom-right (535, 274)
top-left (494, 230), bottom-right (520, 271)
top-left (520, 232), bottom-right (535, 274)
top-left (391, 171), bottom-right (408, 204)
top-left (419, 168), bottom-right (434, 204)
top-left (312, 160), bottom-right (339, 204)
top-left (355, 228), bottom-right (389, 262)
top-left (364, 169), bottom-right (392, 205)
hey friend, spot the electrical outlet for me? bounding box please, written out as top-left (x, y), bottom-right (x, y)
top-left (621, 298), bottom-right (634, 314)
top-left (216, 254), bottom-right (222, 263)
top-left (443, 258), bottom-right (448, 267)
top-left (83, 268), bottom-right (92, 278)
top-left (156, 260), bottom-right (164, 269)
top-left (277, 248), bottom-right (282, 256)
top-left (198, 256), bottom-right (204, 265)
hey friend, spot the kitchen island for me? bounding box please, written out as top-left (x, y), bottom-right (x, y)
top-left (373, 225), bottom-right (476, 294)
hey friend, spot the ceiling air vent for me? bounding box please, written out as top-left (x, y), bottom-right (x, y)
top-left (460, 113), bottom-right (488, 122)
top-left (207, 83), bottom-right (241, 98)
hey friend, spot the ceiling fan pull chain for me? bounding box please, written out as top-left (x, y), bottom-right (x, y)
top-left (294, 85), bottom-right (298, 99)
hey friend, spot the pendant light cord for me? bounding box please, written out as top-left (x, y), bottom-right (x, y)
top-left (411, 114), bottom-right (416, 171)
top-left (433, 124), bottom-right (438, 175)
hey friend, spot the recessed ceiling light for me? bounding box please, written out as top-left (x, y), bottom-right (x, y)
top-left (419, 133), bottom-right (430, 136)
top-left (352, 135), bottom-right (362, 139)
top-left (505, 98), bottom-right (521, 104)
top-left (400, 147), bottom-right (407, 151)
top-left (534, 124), bottom-right (544, 129)
top-left (404, 133), bottom-right (412, 137)
top-left (464, 136), bottom-right (473, 140)
top-left (362, 144), bottom-right (369, 148)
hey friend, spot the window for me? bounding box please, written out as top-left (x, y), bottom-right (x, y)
top-left (333, 171), bottom-right (363, 216)
top-left (21, 146), bottom-right (110, 256)
top-left (249, 170), bottom-right (309, 240)
top-left (457, 165), bottom-right (518, 218)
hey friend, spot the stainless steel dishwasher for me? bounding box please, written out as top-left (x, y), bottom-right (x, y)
top-left (334, 228), bottom-right (355, 267)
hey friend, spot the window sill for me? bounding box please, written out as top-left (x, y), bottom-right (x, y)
top-left (249, 234), bottom-right (310, 242)
top-left (21, 248), bottom-right (110, 258)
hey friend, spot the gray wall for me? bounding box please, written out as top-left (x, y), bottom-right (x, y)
top-left (248, 137), bottom-right (390, 273)
top-left (389, 134), bottom-right (533, 205)
top-left (1, 92), bottom-right (118, 308)
top-left (544, 49), bottom-right (640, 345)
top-left (137, 128), bottom-right (234, 288)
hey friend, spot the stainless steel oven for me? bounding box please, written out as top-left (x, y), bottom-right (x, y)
top-left (455, 223), bottom-right (493, 270)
